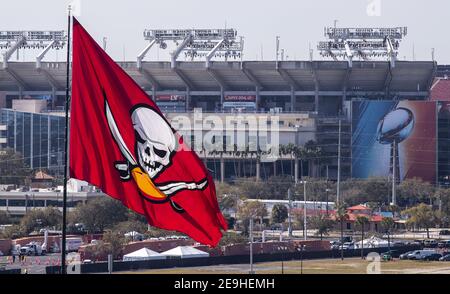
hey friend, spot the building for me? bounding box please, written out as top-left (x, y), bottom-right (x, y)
top-left (0, 179), bottom-right (100, 216)
top-left (245, 199), bottom-right (336, 220)
top-left (0, 60), bottom-right (437, 182)
top-left (0, 107), bottom-right (66, 174)
top-left (330, 204), bottom-right (386, 233)
top-left (0, 190), bottom-right (104, 216)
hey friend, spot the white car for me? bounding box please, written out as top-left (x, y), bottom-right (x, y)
top-left (340, 242), bottom-right (355, 250)
top-left (407, 250), bottom-right (437, 260)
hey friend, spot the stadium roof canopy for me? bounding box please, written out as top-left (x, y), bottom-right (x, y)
top-left (0, 60), bottom-right (436, 95)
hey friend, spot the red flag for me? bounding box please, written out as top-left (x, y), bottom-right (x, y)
top-left (69, 18), bottom-right (227, 246)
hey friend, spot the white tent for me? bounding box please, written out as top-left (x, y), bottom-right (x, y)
top-left (123, 247), bottom-right (166, 262)
top-left (355, 236), bottom-right (390, 249)
top-left (161, 246), bottom-right (210, 259)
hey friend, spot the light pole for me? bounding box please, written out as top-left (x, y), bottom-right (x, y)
top-left (326, 164), bottom-right (330, 215)
top-left (337, 119), bottom-right (341, 205)
top-left (326, 188), bottom-right (331, 215)
top-left (249, 218), bottom-right (255, 274)
top-left (300, 244), bottom-right (305, 274)
top-left (299, 181), bottom-right (307, 240)
top-left (288, 188), bottom-right (293, 238)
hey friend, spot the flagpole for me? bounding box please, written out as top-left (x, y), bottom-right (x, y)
top-left (61, 6), bottom-right (72, 274)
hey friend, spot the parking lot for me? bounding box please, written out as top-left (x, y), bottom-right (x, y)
top-left (0, 253), bottom-right (61, 274)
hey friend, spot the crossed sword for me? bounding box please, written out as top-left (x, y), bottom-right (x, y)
top-left (105, 100), bottom-right (207, 202)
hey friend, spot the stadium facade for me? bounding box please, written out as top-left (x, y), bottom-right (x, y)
top-left (1, 59), bottom-right (443, 183)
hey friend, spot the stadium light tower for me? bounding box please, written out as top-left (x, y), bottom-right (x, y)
top-left (137, 29), bottom-right (244, 69)
top-left (317, 27), bottom-right (407, 67)
top-left (0, 31), bottom-right (66, 69)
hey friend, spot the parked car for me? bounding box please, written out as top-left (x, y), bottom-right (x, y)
top-left (393, 241), bottom-right (405, 247)
top-left (342, 236), bottom-right (353, 243)
top-left (439, 230), bottom-right (450, 236)
top-left (423, 239), bottom-right (438, 248)
top-left (400, 251), bottom-right (415, 260)
top-left (439, 254), bottom-right (450, 261)
top-left (341, 242), bottom-right (355, 250)
top-left (420, 253), bottom-right (442, 261)
top-left (330, 241), bottom-right (340, 250)
top-left (19, 242), bottom-right (44, 256)
top-left (331, 242), bottom-right (341, 250)
top-left (438, 240), bottom-right (450, 249)
top-left (381, 250), bottom-right (399, 261)
top-left (407, 250), bottom-right (438, 260)
top-left (413, 239), bottom-right (425, 246)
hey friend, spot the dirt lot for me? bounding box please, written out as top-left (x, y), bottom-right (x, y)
top-left (118, 258), bottom-right (450, 274)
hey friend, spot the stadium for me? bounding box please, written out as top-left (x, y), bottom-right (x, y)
top-left (0, 26), bottom-right (446, 185)
top-left (2, 2), bottom-right (450, 280)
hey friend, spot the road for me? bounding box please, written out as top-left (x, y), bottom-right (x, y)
top-left (1, 253), bottom-right (62, 274)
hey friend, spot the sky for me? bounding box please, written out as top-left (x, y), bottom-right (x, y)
top-left (1, 0), bottom-right (449, 63)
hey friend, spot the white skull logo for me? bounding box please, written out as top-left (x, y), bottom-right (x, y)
top-left (132, 107), bottom-right (176, 179)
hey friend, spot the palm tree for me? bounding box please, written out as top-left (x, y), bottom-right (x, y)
top-left (335, 203), bottom-right (349, 260)
top-left (381, 217), bottom-right (395, 251)
top-left (356, 216), bottom-right (370, 259)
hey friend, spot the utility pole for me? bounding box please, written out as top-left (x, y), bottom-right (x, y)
top-left (326, 165), bottom-right (330, 215)
top-left (392, 141), bottom-right (396, 206)
top-left (249, 218), bottom-right (254, 274)
top-left (288, 188), bottom-right (293, 238)
top-left (337, 119), bottom-right (341, 204)
top-left (303, 181), bottom-right (307, 241)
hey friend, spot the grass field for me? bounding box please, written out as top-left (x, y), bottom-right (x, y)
top-left (118, 258), bottom-right (450, 274)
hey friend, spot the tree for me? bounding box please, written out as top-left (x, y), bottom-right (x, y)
top-left (215, 183), bottom-right (241, 212)
top-left (145, 227), bottom-right (184, 238)
top-left (219, 232), bottom-right (247, 246)
top-left (113, 220), bottom-right (147, 235)
top-left (72, 197), bottom-right (129, 233)
top-left (293, 177), bottom-right (332, 202)
top-left (271, 204), bottom-right (288, 225)
top-left (0, 148), bottom-right (32, 185)
top-left (0, 211), bottom-right (11, 225)
top-left (85, 230), bottom-right (126, 261)
top-left (381, 217), bottom-right (395, 250)
top-left (361, 178), bottom-right (390, 205)
top-left (292, 209), bottom-right (305, 231)
top-left (397, 178), bottom-right (435, 207)
top-left (0, 224), bottom-right (25, 239)
top-left (235, 176), bottom-right (293, 200)
top-left (355, 216), bottom-right (369, 259)
top-left (236, 200), bottom-right (267, 235)
top-left (310, 214), bottom-right (334, 240)
top-left (20, 206), bottom-right (62, 234)
top-left (434, 188), bottom-right (450, 227)
top-left (103, 230), bottom-right (126, 259)
top-left (335, 203), bottom-right (349, 260)
top-left (402, 204), bottom-right (439, 239)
